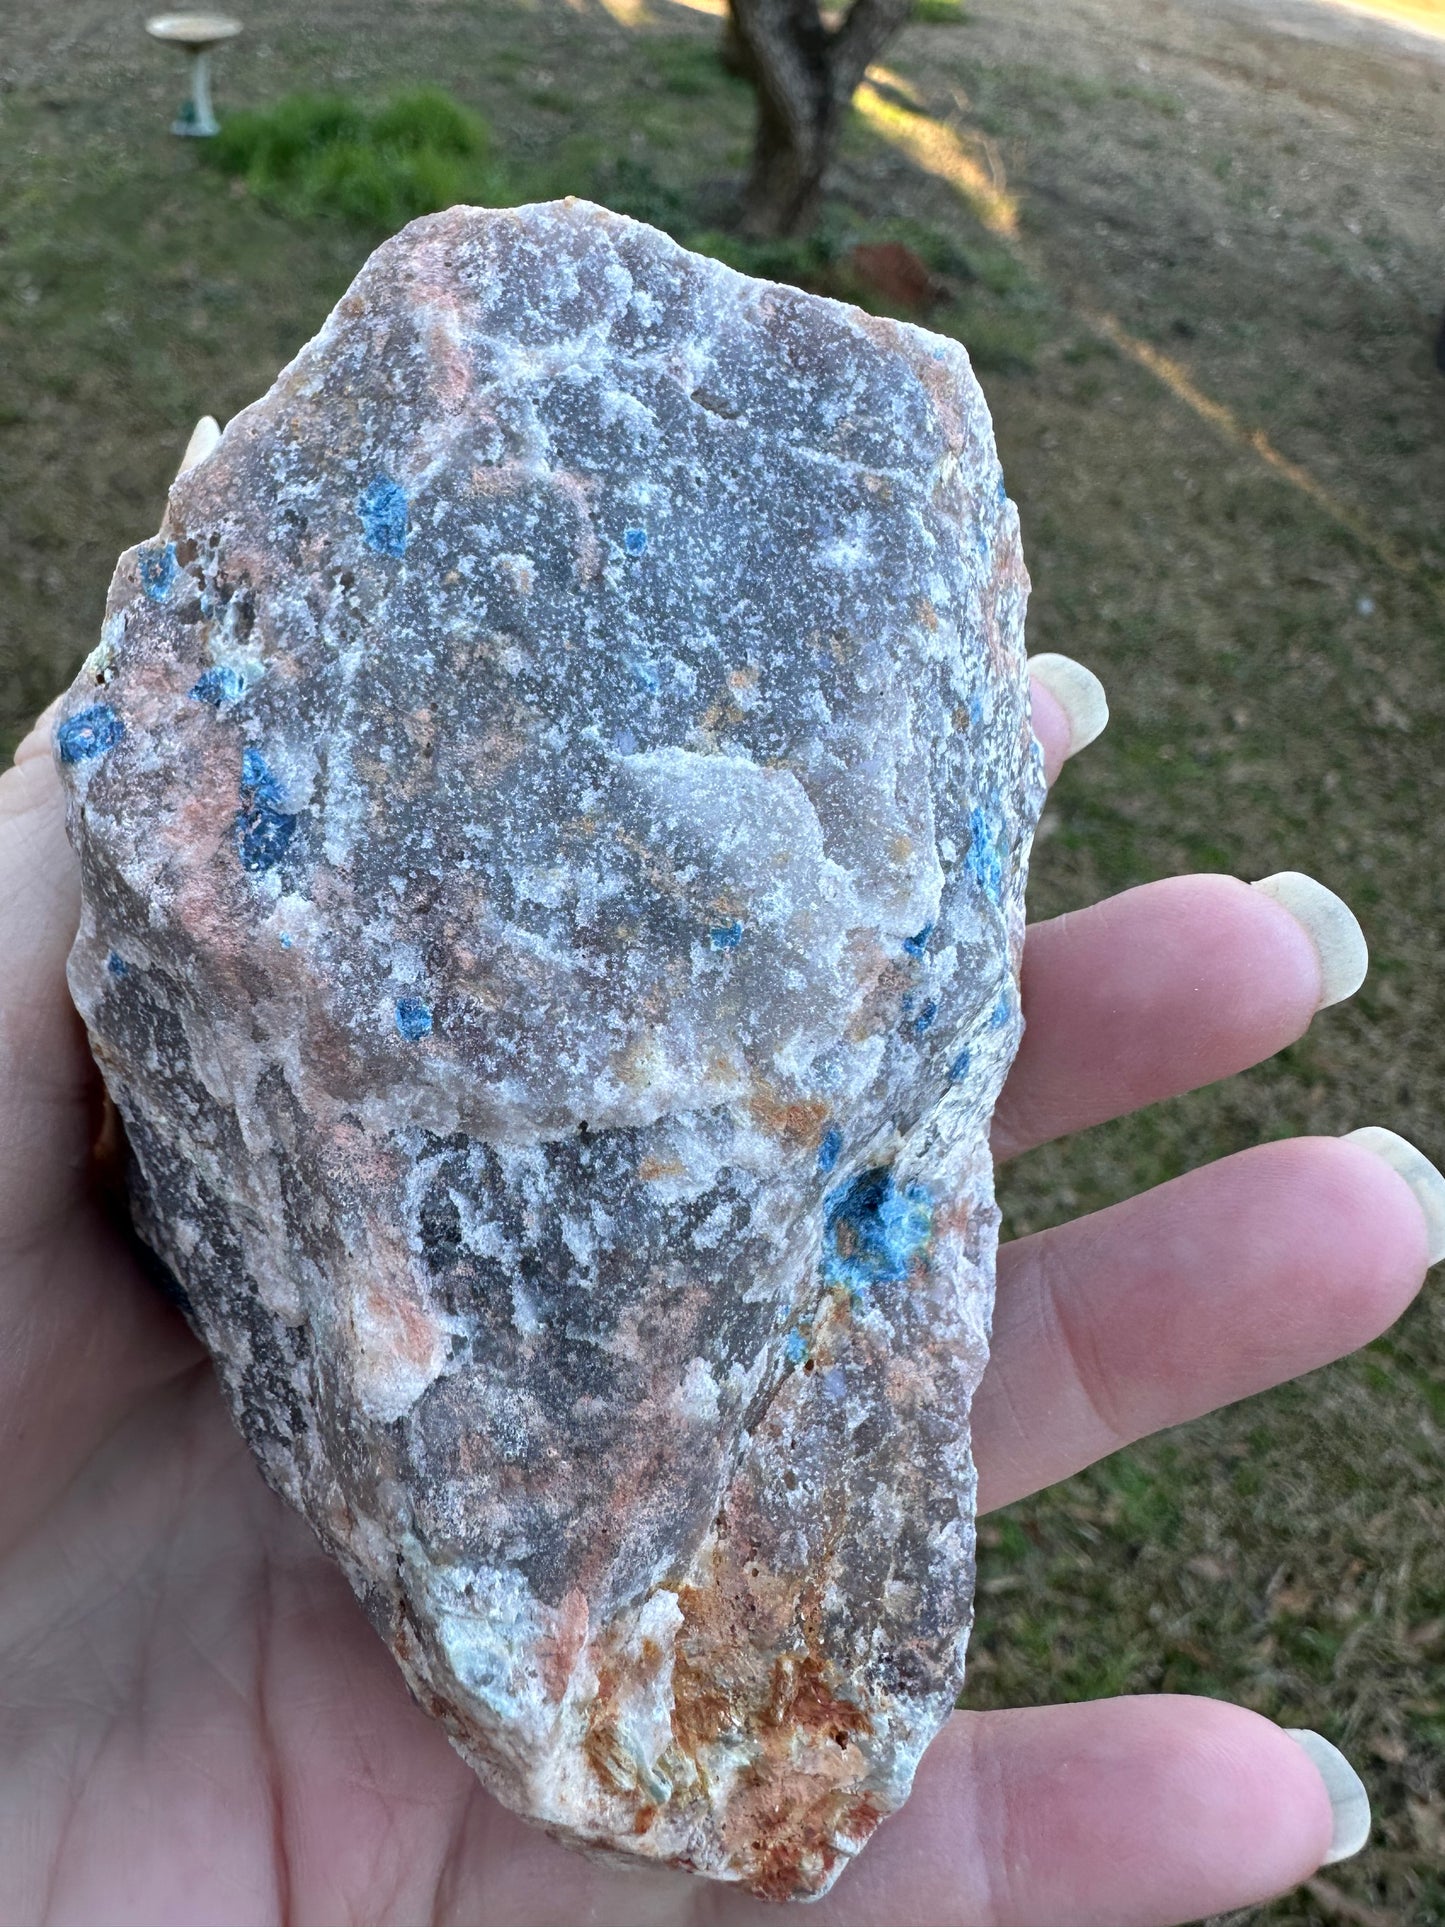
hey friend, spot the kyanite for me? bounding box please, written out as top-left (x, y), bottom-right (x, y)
top-left (54, 200), bottom-right (1044, 1899)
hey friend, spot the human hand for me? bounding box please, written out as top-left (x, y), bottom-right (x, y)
top-left (2, 607), bottom-right (1440, 1925)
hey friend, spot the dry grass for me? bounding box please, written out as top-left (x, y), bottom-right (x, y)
top-left (1, 1), bottom-right (1441, 1919)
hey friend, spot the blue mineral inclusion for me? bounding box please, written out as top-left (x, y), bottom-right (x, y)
top-left (395, 996), bottom-right (433, 1040)
top-left (236, 806), bottom-right (295, 872)
top-left (623, 527), bottom-right (648, 557)
top-left (235, 747), bottom-right (297, 873)
top-left (996, 475), bottom-right (1008, 507)
top-left (965, 805), bottom-right (1003, 900)
top-left (190, 665), bottom-right (245, 707)
top-left (948, 1045), bottom-right (972, 1082)
top-left (106, 950), bottom-right (129, 978)
top-left (902, 921), bottom-right (934, 959)
top-left (913, 998), bottom-right (938, 1036)
top-left (709, 920), bottom-right (744, 951)
top-left (57, 704), bottom-right (124, 764)
top-left (242, 747), bottom-right (282, 802)
top-left (990, 989), bottom-right (1013, 1028)
top-left (784, 1330), bottom-right (807, 1366)
top-left (817, 1126), bottom-right (843, 1175)
top-left (823, 1167), bottom-right (933, 1296)
top-left (359, 476), bottom-right (408, 557)
top-left (138, 542), bottom-right (177, 601)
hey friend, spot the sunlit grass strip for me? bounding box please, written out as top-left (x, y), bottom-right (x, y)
top-left (1320, 0), bottom-right (1445, 38)
top-left (855, 51), bottom-right (1434, 594)
top-left (858, 53), bottom-right (1435, 595)
top-left (1088, 308), bottom-right (1441, 602)
top-left (579, 0), bottom-right (656, 23)
top-left (855, 68), bottom-right (1018, 238)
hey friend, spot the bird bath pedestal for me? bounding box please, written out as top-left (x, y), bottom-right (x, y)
top-left (146, 14), bottom-right (243, 137)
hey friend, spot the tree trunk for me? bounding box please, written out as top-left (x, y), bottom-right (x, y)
top-left (728, 0), bottom-right (915, 239)
top-left (743, 108), bottom-right (830, 239)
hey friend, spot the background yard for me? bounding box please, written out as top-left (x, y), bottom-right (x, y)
top-left (1, 0), bottom-right (1442, 1918)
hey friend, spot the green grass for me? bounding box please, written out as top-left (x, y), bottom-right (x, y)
top-left (205, 87), bottom-right (505, 228)
top-left (2, 5), bottom-right (1442, 1919)
top-left (201, 76), bottom-right (1048, 371)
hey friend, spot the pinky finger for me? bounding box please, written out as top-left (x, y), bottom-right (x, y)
top-left (811, 1696), bottom-right (1344, 1927)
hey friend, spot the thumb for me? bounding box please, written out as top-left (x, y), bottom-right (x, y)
top-left (0, 696), bottom-right (94, 1246)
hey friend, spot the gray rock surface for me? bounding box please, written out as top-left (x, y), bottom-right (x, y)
top-left (55, 200), bottom-right (1043, 1898)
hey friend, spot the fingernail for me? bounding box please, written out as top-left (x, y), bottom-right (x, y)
top-left (1251, 872), bottom-right (1368, 1008)
top-left (1283, 1730), bottom-right (1371, 1865)
top-left (1027, 654), bottom-right (1109, 757)
top-left (176, 415), bottom-right (221, 478)
top-left (1341, 1127), bottom-right (1445, 1266)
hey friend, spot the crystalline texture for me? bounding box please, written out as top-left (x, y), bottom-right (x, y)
top-left (54, 201), bottom-right (1043, 1899)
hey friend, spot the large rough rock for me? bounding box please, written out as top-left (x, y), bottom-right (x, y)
top-left (54, 201), bottom-right (1042, 1899)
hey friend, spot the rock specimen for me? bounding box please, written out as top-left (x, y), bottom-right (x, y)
top-left (55, 201), bottom-right (1043, 1899)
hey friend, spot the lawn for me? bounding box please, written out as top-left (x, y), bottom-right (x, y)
top-left (1, 0), bottom-right (1441, 1919)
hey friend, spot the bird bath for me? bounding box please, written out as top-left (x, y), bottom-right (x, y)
top-left (146, 14), bottom-right (243, 137)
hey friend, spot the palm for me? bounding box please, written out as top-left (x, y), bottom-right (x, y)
top-left (1, 692), bottom-right (1431, 1927)
top-left (3, 1279), bottom-right (507, 1927)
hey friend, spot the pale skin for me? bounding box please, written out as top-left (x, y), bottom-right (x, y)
top-left (0, 670), bottom-right (1433, 1927)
